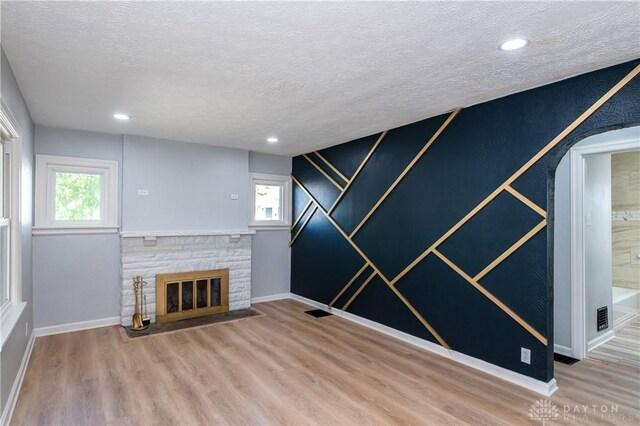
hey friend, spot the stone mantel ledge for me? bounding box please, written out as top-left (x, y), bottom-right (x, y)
top-left (120, 229), bottom-right (256, 238)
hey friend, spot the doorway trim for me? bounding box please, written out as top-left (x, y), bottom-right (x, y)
top-left (570, 128), bottom-right (640, 359)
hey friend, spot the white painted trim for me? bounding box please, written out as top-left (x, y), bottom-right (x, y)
top-left (249, 226), bottom-right (290, 231)
top-left (0, 100), bottom-right (23, 338)
top-left (120, 229), bottom-right (255, 238)
top-left (34, 154), bottom-right (119, 229)
top-left (614, 311), bottom-right (639, 330)
top-left (289, 293), bottom-right (558, 397)
top-left (569, 131), bottom-right (640, 360)
top-left (587, 329), bottom-right (615, 352)
top-left (251, 293), bottom-right (291, 304)
top-left (33, 316), bottom-right (120, 337)
top-left (32, 226), bottom-right (119, 236)
top-left (553, 344), bottom-right (573, 357)
top-left (0, 301), bottom-right (26, 351)
top-left (249, 172), bottom-right (292, 228)
top-left (0, 331), bottom-right (34, 426)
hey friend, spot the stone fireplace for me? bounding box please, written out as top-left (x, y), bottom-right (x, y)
top-left (120, 230), bottom-right (253, 326)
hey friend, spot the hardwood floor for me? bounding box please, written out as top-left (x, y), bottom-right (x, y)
top-left (12, 299), bottom-right (640, 425)
top-left (590, 318), bottom-right (640, 371)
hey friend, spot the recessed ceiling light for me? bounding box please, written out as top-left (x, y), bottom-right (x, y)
top-left (499, 38), bottom-right (529, 51)
top-left (113, 113), bottom-right (130, 120)
top-left (266, 137), bottom-right (278, 143)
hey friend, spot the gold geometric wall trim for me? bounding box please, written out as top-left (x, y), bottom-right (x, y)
top-left (291, 175), bottom-right (450, 349)
top-left (302, 153), bottom-right (344, 190)
top-left (329, 263), bottom-right (369, 307)
top-left (328, 130), bottom-right (388, 215)
top-left (391, 63), bottom-right (640, 289)
top-left (290, 199), bottom-right (313, 232)
top-left (289, 205), bottom-right (317, 247)
top-left (473, 219), bottom-right (547, 282)
top-left (292, 63), bottom-right (640, 350)
top-left (342, 270), bottom-right (377, 310)
top-left (350, 108), bottom-right (461, 238)
top-left (313, 151), bottom-right (349, 184)
top-left (505, 186), bottom-right (547, 218)
top-left (432, 248), bottom-right (547, 346)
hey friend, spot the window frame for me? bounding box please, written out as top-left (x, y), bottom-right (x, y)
top-left (0, 139), bottom-right (11, 316)
top-left (0, 99), bottom-right (26, 349)
top-left (34, 154), bottom-right (119, 235)
top-left (249, 173), bottom-right (291, 229)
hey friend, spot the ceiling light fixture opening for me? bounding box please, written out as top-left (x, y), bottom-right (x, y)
top-left (113, 113), bottom-right (130, 120)
top-left (499, 38), bottom-right (529, 51)
top-left (266, 137), bottom-right (279, 143)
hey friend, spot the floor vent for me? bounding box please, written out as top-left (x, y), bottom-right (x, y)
top-left (305, 309), bottom-right (333, 318)
top-left (554, 353), bottom-right (580, 365)
top-left (597, 306), bottom-right (609, 331)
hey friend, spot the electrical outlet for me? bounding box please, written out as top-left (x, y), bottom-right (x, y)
top-left (521, 347), bottom-right (531, 364)
top-left (137, 189), bottom-right (149, 196)
top-left (230, 193), bottom-right (239, 200)
top-left (25, 321), bottom-right (29, 337)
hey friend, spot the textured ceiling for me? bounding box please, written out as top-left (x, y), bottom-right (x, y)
top-left (1, 1), bottom-right (639, 156)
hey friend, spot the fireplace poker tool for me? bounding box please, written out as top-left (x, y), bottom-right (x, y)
top-left (131, 276), bottom-right (148, 331)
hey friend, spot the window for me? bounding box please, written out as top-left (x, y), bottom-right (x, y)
top-left (1, 100), bottom-right (25, 344)
top-left (1, 138), bottom-right (10, 311)
top-left (35, 155), bottom-right (118, 234)
top-left (249, 173), bottom-right (291, 228)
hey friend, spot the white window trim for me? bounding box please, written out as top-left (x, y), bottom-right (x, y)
top-left (249, 173), bottom-right (291, 229)
top-left (0, 99), bottom-right (25, 350)
top-left (34, 154), bottom-right (119, 235)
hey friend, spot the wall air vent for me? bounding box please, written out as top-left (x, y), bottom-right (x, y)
top-left (597, 306), bottom-right (609, 331)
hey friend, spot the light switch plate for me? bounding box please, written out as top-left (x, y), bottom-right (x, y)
top-left (138, 189), bottom-right (149, 196)
top-left (230, 193), bottom-right (239, 200)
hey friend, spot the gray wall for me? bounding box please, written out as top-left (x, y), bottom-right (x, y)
top-left (553, 153), bottom-right (572, 349)
top-left (249, 152), bottom-right (292, 298)
top-left (32, 134), bottom-right (292, 327)
top-left (584, 154), bottom-right (613, 343)
top-left (32, 126), bottom-right (122, 327)
top-left (0, 47), bottom-right (35, 417)
top-left (122, 135), bottom-right (249, 232)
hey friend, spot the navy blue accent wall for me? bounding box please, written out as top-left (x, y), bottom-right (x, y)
top-left (291, 60), bottom-right (640, 382)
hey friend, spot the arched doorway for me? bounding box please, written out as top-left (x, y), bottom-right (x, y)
top-left (552, 125), bottom-right (640, 364)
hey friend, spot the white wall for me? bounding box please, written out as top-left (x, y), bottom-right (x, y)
top-left (249, 152), bottom-right (292, 299)
top-left (122, 135), bottom-right (249, 232)
top-left (0, 47), bottom-right (35, 417)
top-left (584, 154), bottom-right (612, 343)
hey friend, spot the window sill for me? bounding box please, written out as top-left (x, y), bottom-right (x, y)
top-left (0, 301), bottom-right (27, 351)
top-left (32, 226), bottom-right (120, 236)
top-left (249, 224), bottom-right (291, 231)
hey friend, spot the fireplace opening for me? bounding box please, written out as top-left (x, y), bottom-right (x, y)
top-left (156, 269), bottom-right (229, 323)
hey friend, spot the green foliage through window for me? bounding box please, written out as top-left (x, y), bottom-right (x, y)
top-left (55, 172), bottom-right (101, 221)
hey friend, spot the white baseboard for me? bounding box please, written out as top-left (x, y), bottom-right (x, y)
top-left (289, 293), bottom-right (558, 397)
top-left (587, 329), bottom-right (615, 352)
top-left (1, 331), bottom-right (35, 426)
top-left (34, 316), bottom-right (120, 337)
top-left (251, 293), bottom-right (291, 304)
top-left (554, 343), bottom-right (573, 357)
top-left (614, 311), bottom-right (639, 331)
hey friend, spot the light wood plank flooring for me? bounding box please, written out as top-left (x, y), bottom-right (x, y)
top-left (590, 317), bottom-right (640, 371)
top-left (12, 299), bottom-right (640, 425)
